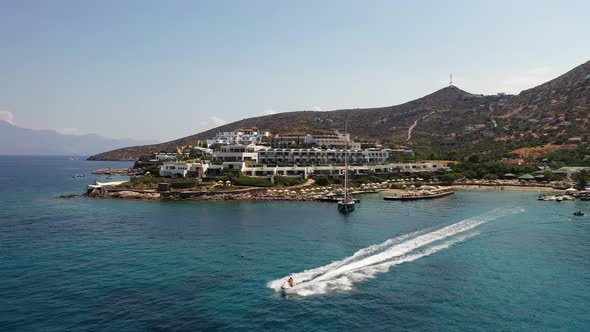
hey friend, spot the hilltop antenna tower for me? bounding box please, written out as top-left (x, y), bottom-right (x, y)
top-left (449, 73), bottom-right (453, 86)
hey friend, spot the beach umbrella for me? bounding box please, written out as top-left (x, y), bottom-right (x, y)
top-left (517, 174), bottom-right (535, 180)
top-left (565, 187), bottom-right (577, 192)
top-left (503, 173), bottom-right (516, 178)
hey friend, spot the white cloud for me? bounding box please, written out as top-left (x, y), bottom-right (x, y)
top-left (262, 106), bottom-right (325, 115)
top-left (209, 116), bottom-right (226, 126)
top-left (527, 66), bottom-right (552, 76)
top-left (0, 111), bottom-right (15, 124)
top-left (499, 66), bottom-right (557, 94)
top-left (57, 128), bottom-right (82, 135)
top-left (200, 116), bottom-right (227, 128)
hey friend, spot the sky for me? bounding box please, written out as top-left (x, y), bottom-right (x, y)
top-left (1, 0), bottom-right (589, 142)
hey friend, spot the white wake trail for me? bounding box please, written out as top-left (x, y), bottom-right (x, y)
top-left (273, 230), bottom-right (422, 286)
top-left (268, 207), bottom-right (523, 296)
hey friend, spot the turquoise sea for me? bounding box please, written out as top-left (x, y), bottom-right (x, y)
top-left (1, 156), bottom-right (589, 331)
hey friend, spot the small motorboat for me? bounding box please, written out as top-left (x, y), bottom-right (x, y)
top-left (281, 281), bottom-right (296, 295)
top-left (573, 211), bottom-right (584, 217)
top-left (281, 277), bottom-right (296, 294)
top-left (537, 194), bottom-right (546, 201)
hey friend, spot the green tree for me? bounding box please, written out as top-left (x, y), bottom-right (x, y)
top-left (314, 176), bottom-right (330, 186)
top-left (543, 171), bottom-right (558, 182)
top-left (446, 150), bottom-right (459, 161)
top-left (210, 143), bottom-right (222, 151)
top-left (189, 149), bottom-right (200, 159)
top-left (572, 169), bottom-right (589, 190)
top-left (439, 173), bottom-right (457, 185)
top-left (483, 173), bottom-right (498, 180)
top-left (144, 165), bottom-right (160, 175)
top-left (467, 153), bottom-right (482, 164)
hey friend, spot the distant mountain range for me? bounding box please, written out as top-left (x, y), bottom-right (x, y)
top-left (90, 60), bottom-right (590, 160)
top-left (0, 121), bottom-right (158, 156)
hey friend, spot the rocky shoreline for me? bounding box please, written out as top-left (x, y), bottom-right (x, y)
top-left (68, 186), bottom-right (352, 202)
top-left (60, 179), bottom-right (576, 202)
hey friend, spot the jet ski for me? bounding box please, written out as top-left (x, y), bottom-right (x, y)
top-left (281, 278), bottom-right (296, 294)
top-left (573, 211), bottom-right (584, 216)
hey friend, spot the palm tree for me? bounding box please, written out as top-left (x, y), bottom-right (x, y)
top-left (572, 169), bottom-right (589, 190)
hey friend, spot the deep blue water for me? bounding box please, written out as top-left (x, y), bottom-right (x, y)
top-left (1, 156), bottom-right (590, 331)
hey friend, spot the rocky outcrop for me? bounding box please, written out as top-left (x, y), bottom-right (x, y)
top-left (86, 189), bottom-right (161, 200)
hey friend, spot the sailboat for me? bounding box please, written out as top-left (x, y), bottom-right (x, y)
top-left (338, 120), bottom-right (356, 214)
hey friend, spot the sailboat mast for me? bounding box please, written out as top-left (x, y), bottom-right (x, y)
top-left (344, 120), bottom-right (348, 198)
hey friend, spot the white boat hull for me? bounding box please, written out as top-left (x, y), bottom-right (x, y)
top-left (281, 281), bottom-right (296, 294)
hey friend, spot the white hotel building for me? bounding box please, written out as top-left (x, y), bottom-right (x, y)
top-left (211, 144), bottom-right (269, 163)
top-left (210, 129), bottom-right (271, 145)
top-left (210, 144), bottom-right (412, 166)
top-left (159, 162), bottom-right (209, 178)
top-left (161, 161), bottom-right (448, 179)
top-left (258, 148), bottom-right (389, 165)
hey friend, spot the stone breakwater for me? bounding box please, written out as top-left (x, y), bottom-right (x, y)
top-left (92, 168), bottom-right (143, 176)
top-left (82, 187), bottom-right (319, 202)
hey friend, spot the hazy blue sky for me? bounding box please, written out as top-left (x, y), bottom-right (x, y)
top-left (1, 0), bottom-right (589, 141)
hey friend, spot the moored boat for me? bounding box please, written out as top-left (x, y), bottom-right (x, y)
top-left (338, 198), bottom-right (356, 213)
top-left (338, 120), bottom-right (356, 214)
top-left (316, 196), bottom-right (360, 203)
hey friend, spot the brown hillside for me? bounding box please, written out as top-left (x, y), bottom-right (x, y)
top-left (89, 60), bottom-right (590, 161)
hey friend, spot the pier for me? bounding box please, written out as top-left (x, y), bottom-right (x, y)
top-left (383, 189), bottom-right (454, 201)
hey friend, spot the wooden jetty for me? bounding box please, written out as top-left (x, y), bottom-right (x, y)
top-left (383, 190), bottom-right (454, 201)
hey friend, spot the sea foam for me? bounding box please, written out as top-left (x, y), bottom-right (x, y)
top-left (268, 207), bottom-right (524, 296)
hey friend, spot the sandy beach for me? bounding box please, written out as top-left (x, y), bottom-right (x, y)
top-left (379, 184), bottom-right (564, 194)
top-left (451, 184), bottom-right (563, 192)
